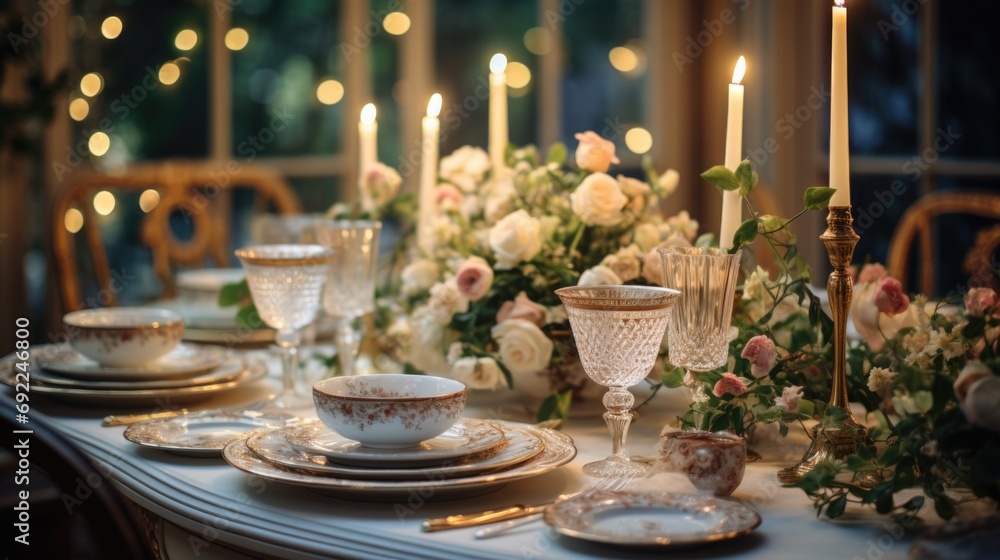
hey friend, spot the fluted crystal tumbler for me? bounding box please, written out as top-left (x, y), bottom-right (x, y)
top-left (555, 285), bottom-right (681, 478)
top-left (235, 244), bottom-right (333, 409)
top-left (315, 220), bottom-right (382, 378)
top-left (658, 246), bottom-right (742, 374)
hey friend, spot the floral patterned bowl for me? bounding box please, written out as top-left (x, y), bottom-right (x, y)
top-left (312, 374), bottom-right (467, 449)
top-left (63, 308), bottom-right (184, 368)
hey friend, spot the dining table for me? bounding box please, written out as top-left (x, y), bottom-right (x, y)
top-left (31, 346), bottom-right (921, 560)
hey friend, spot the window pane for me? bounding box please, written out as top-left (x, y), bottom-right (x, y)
top-left (937, 2), bottom-right (1000, 160)
top-left (849, 174), bottom-right (920, 277)
top-left (70, 1), bottom-right (209, 163)
top-left (232, 0), bottom-right (343, 157)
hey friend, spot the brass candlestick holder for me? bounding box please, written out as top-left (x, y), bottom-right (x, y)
top-left (778, 206), bottom-right (878, 485)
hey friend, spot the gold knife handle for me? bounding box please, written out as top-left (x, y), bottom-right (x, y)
top-left (422, 506), bottom-right (530, 532)
top-left (102, 409), bottom-right (190, 427)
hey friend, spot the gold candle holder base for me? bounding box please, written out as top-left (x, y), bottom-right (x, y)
top-left (777, 206), bottom-right (879, 487)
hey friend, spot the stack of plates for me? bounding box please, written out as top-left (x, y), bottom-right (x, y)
top-left (223, 418), bottom-right (577, 500)
top-left (0, 344), bottom-right (266, 407)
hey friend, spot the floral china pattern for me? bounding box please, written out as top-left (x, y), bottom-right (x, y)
top-left (72, 323), bottom-right (183, 355)
top-left (658, 430), bottom-right (746, 497)
top-left (315, 389), bottom-right (466, 432)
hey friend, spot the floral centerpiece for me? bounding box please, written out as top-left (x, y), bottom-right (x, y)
top-left (377, 132), bottom-right (694, 417)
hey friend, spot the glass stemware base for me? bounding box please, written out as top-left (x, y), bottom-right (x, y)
top-left (582, 387), bottom-right (650, 478)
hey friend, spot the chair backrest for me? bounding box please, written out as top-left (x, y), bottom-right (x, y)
top-left (53, 161), bottom-right (301, 311)
top-left (887, 191), bottom-right (1000, 295)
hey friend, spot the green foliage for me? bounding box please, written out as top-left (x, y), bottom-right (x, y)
top-left (536, 390), bottom-right (573, 424)
top-left (803, 187), bottom-right (837, 210)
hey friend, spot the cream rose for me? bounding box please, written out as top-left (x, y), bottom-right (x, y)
top-left (496, 291), bottom-right (547, 327)
top-left (360, 162), bottom-right (402, 211)
top-left (578, 265), bottom-right (622, 286)
top-left (642, 237), bottom-right (691, 285)
top-left (570, 172), bottom-right (628, 227)
top-left (450, 357), bottom-right (506, 390)
top-left (491, 319), bottom-right (554, 376)
top-left (658, 169), bottom-right (680, 196)
top-left (401, 259), bottom-right (440, 295)
top-left (633, 223), bottom-right (661, 253)
top-left (427, 279), bottom-right (469, 324)
top-left (488, 209), bottom-right (542, 269)
top-left (574, 131), bottom-right (620, 173)
top-left (439, 145), bottom-right (490, 192)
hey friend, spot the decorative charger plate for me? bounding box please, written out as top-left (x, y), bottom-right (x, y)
top-left (284, 418), bottom-right (506, 468)
top-left (246, 423), bottom-right (544, 480)
top-left (223, 422), bottom-right (576, 501)
top-left (124, 410), bottom-right (311, 457)
top-left (544, 490), bottom-right (761, 548)
top-left (35, 343), bottom-right (228, 380)
top-left (32, 357), bottom-right (246, 390)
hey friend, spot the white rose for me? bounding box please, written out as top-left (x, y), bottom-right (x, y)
top-left (602, 249), bottom-right (641, 282)
top-left (406, 307), bottom-right (449, 374)
top-left (401, 259), bottom-right (440, 295)
top-left (427, 279), bottom-right (469, 324)
top-left (570, 172), bottom-right (628, 227)
top-left (641, 237), bottom-right (691, 285)
top-left (484, 177), bottom-right (517, 223)
top-left (359, 162), bottom-right (402, 211)
top-left (667, 210), bottom-right (699, 241)
top-left (578, 265), bottom-right (622, 286)
top-left (491, 319), bottom-right (554, 376)
top-left (633, 223), bottom-right (661, 253)
top-left (489, 209), bottom-right (542, 269)
top-left (658, 169), bottom-right (680, 196)
top-left (451, 357), bottom-right (506, 390)
top-left (439, 146), bottom-right (490, 192)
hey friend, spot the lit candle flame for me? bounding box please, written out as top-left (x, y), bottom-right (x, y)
top-left (489, 53), bottom-right (507, 74)
top-left (360, 103), bottom-right (376, 124)
top-left (732, 55), bottom-right (747, 85)
top-left (427, 93), bottom-right (442, 118)
top-left (835, 0), bottom-right (845, 7)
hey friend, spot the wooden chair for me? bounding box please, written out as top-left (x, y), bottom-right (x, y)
top-left (53, 161), bottom-right (301, 311)
top-left (887, 192), bottom-right (1000, 295)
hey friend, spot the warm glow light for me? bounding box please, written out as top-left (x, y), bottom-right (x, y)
top-left (175, 29), bottom-right (198, 50)
top-left (93, 191), bottom-right (116, 216)
top-left (139, 189), bottom-right (160, 213)
top-left (835, 0), bottom-right (845, 7)
top-left (69, 98), bottom-right (89, 121)
top-left (80, 73), bottom-right (103, 97)
top-left (625, 127), bottom-right (653, 154)
top-left (506, 62), bottom-right (531, 88)
top-left (88, 132), bottom-right (110, 156)
top-left (426, 93), bottom-right (442, 117)
top-left (490, 53), bottom-right (507, 74)
top-left (523, 27), bottom-right (552, 55)
top-left (101, 16), bottom-right (122, 39)
top-left (732, 55), bottom-right (747, 85)
top-left (382, 12), bottom-right (411, 35)
top-left (316, 79), bottom-right (345, 105)
top-left (225, 28), bottom-right (249, 50)
top-left (158, 62), bottom-right (181, 85)
top-left (609, 46), bottom-right (639, 72)
top-left (64, 208), bottom-right (84, 233)
top-left (360, 103), bottom-right (377, 124)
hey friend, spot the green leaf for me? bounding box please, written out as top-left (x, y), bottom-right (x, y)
top-left (695, 233), bottom-right (716, 249)
top-left (735, 159), bottom-right (756, 196)
top-left (546, 142), bottom-right (567, 165)
top-left (845, 453), bottom-right (876, 472)
top-left (661, 366), bottom-right (686, 388)
top-left (826, 494), bottom-right (848, 518)
top-left (235, 304), bottom-right (262, 330)
top-left (731, 218), bottom-right (759, 250)
top-left (934, 496), bottom-right (955, 520)
top-left (798, 399), bottom-right (816, 418)
top-left (701, 165), bottom-right (740, 192)
top-left (402, 363), bottom-right (425, 374)
top-left (641, 154), bottom-right (659, 187)
top-left (789, 460), bottom-right (837, 492)
top-left (536, 390), bottom-right (573, 424)
top-left (218, 280), bottom-right (248, 307)
top-left (803, 187), bottom-right (837, 210)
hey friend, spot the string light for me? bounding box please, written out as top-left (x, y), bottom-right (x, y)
top-left (80, 73), bottom-right (103, 97)
top-left (101, 16), bottom-right (123, 39)
top-left (69, 98), bottom-right (89, 121)
top-left (158, 62), bottom-right (181, 85)
top-left (175, 29), bottom-right (198, 51)
top-left (225, 28), bottom-right (249, 50)
top-left (88, 132), bottom-right (111, 156)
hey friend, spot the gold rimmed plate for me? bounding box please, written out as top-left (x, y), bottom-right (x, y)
top-left (31, 357), bottom-right (246, 390)
top-left (35, 343), bottom-right (228, 381)
top-left (124, 410), bottom-right (312, 457)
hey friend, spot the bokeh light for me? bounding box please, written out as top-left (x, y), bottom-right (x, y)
top-left (64, 209), bottom-right (84, 234)
top-left (93, 191), bottom-right (116, 216)
top-left (609, 46), bottom-right (639, 73)
top-left (88, 132), bottom-right (111, 156)
top-left (69, 98), bottom-right (89, 121)
top-left (225, 28), bottom-right (249, 50)
top-left (523, 27), bottom-right (552, 55)
top-left (625, 127), bottom-right (653, 154)
top-left (506, 62), bottom-right (531, 88)
top-left (80, 73), bottom-right (103, 97)
top-left (316, 79), bottom-right (345, 105)
top-left (383, 12), bottom-right (411, 35)
top-left (175, 29), bottom-right (198, 51)
top-left (101, 17), bottom-right (123, 39)
top-left (139, 189), bottom-right (160, 213)
top-left (158, 62), bottom-right (181, 85)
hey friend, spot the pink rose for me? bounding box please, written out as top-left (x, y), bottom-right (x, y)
top-left (454, 256), bottom-right (494, 301)
top-left (713, 372), bottom-right (747, 398)
top-left (496, 291), bottom-right (547, 328)
top-left (858, 263), bottom-right (889, 285)
top-left (574, 131), bottom-right (620, 173)
top-left (434, 184), bottom-right (464, 208)
top-left (774, 385), bottom-right (804, 412)
top-left (741, 335), bottom-right (777, 378)
top-left (874, 277), bottom-right (910, 316)
top-left (964, 287), bottom-right (997, 317)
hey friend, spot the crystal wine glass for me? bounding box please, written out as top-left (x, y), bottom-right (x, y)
top-left (235, 244), bottom-right (333, 410)
top-left (658, 246), bottom-right (743, 423)
top-left (314, 220), bottom-right (382, 377)
top-left (555, 285), bottom-right (681, 478)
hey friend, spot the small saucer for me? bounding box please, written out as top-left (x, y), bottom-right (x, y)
top-left (284, 418), bottom-right (505, 468)
top-left (37, 343), bottom-right (227, 381)
top-left (32, 357), bottom-right (245, 390)
top-left (124, 410), bottom-right (311, 457)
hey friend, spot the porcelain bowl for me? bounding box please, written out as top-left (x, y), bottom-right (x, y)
top-left (176, 268), bottom-right (245, 327)
top-left (63, 308), bottom-right (184, 367)
top-left (312, 374), bottom-right (467, 449)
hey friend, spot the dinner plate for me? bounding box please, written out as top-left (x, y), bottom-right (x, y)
top-left (285, 418), bottom-right (506, 468)
top-left (36, 343), bottom-right (228, 381)
top-left (124, 410), bottom-right (311, 457)
top-left (182, 326), bottom-right (275, 345)
top-left (246, 423), bottom-right (544, 480)
top-left (31, 357), bottom-right (246, 390)
top-left (0, 355), bottom-right (268, 407)
top-left (223, 422), bottom-right (576, 501)
top-left (544, 490), bottom-right (761, 548)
